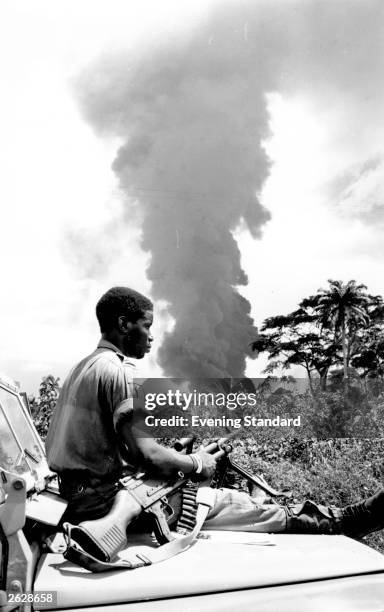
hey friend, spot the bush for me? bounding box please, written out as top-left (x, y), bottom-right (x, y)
top-left (29, 375), bottom-right (60, 439)
top-left (227, 437), bottom-right (384, 553)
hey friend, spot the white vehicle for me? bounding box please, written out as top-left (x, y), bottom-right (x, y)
top-left (1, 373), bottom-right (384, 611)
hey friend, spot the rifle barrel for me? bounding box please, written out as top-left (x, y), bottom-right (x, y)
top-left (173, 436), bottom-right (195, 452)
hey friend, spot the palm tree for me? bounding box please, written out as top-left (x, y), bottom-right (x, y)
top-left (313, 280), bottom-right (371, 380)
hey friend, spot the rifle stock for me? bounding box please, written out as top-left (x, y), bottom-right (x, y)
top-left (66, 489), bottom-right (142, 562)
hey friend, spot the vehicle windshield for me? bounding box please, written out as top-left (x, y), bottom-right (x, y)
top-left (0, 384), bottom-right (47, 485)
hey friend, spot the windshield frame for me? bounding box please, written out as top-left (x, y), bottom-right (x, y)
top-left (0, 378), bottom-right (50, 493)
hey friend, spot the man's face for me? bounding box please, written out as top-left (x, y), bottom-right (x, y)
top-left (123, 309), bottom-right (154, 359)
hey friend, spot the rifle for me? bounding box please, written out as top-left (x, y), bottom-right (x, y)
top-left (64, 437), bottom-right (289, 565)
top-left (64, 437), bottom-right (229, 564)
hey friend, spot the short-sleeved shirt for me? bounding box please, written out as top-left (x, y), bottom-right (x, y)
top-left (45, 339), bottom-right (138, 481)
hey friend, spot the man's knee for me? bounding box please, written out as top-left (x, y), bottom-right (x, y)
top-left (204, 487), bottom-right (286, 532)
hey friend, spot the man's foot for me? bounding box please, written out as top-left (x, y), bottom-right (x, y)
top-left (285, 490), bottom-right (384, 539)
top-left (337, 489), bottom-right (384, 539)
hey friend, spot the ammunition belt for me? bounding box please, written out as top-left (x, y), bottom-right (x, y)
top-left (176, 481), bottom-right (199, 534)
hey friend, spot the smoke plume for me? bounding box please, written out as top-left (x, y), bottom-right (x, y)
top-left (76, 0), bottom-right (384, 377)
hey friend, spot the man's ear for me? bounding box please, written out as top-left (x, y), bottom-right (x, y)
top-left (117, 315), bottom-right (133, 333)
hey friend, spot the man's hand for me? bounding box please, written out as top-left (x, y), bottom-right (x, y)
top-left (194, 450), bottom-right (217, 479)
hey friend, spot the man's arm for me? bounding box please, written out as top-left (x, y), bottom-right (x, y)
top-left (120, 415), bottom-right (216, 479)
top-left (108, 370), bottom-right (216, 479)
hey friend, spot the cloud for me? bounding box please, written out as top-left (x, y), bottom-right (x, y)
top-left (326, 157), bottom-right (384, 227)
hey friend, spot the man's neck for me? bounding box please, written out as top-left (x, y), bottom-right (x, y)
top-left (101, 331), bottom-right (125, 355)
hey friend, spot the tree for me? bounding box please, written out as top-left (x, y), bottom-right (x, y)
top-left (350, 304), bottom-right (384, 382)
top-left (252, 280), bottom-right (383, 389)
top-left (29, 375), bottom-right (60, 439)
top-left (251, 304), bottom-right (338, 390)
top-left (312, 280), bottom-right (379, 380)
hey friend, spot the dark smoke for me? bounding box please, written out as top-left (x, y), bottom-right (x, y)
top-left (75, 0), bottom-right (384, 377)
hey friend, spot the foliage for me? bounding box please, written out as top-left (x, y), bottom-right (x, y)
top-left (308, 376), bottom-right (384, 438)
top-left (228, 437), bottom-right (384, 553)
top-left (351, 305), bottom-right (384, 379)
top-left (313, 280), bottom-right (379, 380)
top-left (29, 375), bottom-right (60, 439)
top-left (252, 279), bottom-right (384, 387)
top-left (231, 377), bottom-right (384, 439)
top-left (252, 304), bottom-right (336, 388)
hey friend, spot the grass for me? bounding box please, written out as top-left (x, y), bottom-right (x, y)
top-left (221, 438), bottom-right (384, 554)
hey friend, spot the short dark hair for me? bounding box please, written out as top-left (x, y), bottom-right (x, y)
top-left (96, 287), bottom-right (153, 333)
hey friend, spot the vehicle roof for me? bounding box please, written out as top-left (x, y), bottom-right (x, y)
top-left (35, 532), bottom-right (384, 608)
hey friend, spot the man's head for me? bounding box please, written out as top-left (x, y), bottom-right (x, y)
top-left (96, 287), bottom-right (153, 358)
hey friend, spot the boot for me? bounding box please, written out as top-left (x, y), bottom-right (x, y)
top-left (285, 490), bottom-right (384, 539)
top-left (336, 489), bottom-right (384, 539)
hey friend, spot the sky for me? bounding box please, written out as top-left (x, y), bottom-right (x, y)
top-left (0, 0), bottom-right (383, 393)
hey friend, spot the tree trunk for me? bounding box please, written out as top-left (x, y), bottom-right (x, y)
top-left (320, 371), bottom-right (327, 391)
top-left (306, 368), bottom-right (315, 396)
top-left (342, 321), bottom-right (348, 380)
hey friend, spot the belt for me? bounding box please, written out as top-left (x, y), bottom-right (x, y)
top-left (59, 470), bottom-right (134, 496)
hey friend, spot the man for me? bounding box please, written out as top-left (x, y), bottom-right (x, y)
top-left (46, 286), bottom-right (384, 539)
